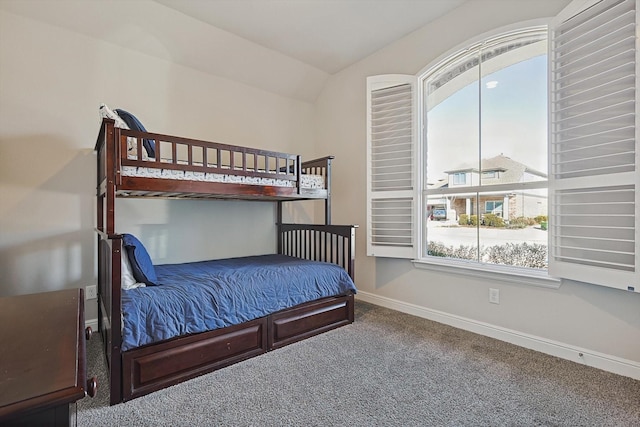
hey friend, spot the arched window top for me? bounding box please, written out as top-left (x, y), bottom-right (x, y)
top-left (423, 26), bottom-right (548, 111)
top-left (426, 27), bottom-right (547, 93)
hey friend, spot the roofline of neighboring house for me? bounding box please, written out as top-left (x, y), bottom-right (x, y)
top-left (443, 167), bottom-right (508, 174)
top-left (524, 166), bottom-right (548, 178)
top-left (444, 168), bottom-right (478, 173)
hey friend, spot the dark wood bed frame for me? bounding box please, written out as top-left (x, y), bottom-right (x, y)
top-left (95, 118), bottom-right (357, 404)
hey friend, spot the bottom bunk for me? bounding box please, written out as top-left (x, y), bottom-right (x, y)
top-left (98, 223), bottom-right (357, 404)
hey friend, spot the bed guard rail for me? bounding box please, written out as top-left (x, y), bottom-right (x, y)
top-left (97, 118), bottom-right (334, 192)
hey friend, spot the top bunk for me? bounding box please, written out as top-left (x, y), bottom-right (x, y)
top-left (95, 117), bottom-right (333, 204)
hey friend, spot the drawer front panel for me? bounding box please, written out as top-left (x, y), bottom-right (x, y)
top-left (123, 319), bottom-right (267, 400)
top-left (270, 295), bottom-right (354, 349)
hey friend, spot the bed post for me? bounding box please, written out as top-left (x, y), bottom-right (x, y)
top-left (347, 225), bottom-right (357, 282)
top-left (277, 201), bottom-right (283, 253)
top-left (105, 124), bottom-right (119, 236)
top-left (109, 236), bottom-right (123, 405)
top-left (325, 157), bottom-right (332, 225)
top-left (296, 155), bottom-right (302, 195)
top-left (96, 233), bottom-right (124, 405)
top-left (96, 119), bottom-right (113, 235)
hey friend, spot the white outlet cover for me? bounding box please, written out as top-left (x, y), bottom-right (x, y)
top-left (86, 285), bottom-right (98, 300)
top-left (489, 288), bottom-right (500, 304)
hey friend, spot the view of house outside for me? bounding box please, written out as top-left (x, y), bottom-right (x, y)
top-left (423, 30), bottom-right (548, 269)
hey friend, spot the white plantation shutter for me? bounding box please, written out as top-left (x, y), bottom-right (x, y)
top-left (367, 75), bottom-right (417, 258)
top-left (549, 0), bottom-right (639, 290)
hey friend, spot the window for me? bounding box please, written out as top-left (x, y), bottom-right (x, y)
top-left (451, 172), bottom-right (467, 185)
top-left (366, 0), bottom-right (638, 290)
top-left (485, 201), bottom-right (504, 217)
top-left (423, 28), bottom-right (549, 271)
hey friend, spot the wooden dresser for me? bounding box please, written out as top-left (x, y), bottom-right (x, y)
top-left (0, 289), bottom-right (96, 426)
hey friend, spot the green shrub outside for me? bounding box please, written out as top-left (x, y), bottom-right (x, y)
top-left (483, 214), bottom-right (505, 227)
top-left (426, 241), bottom-right (547, 269)
top-left (452, 214), bottom-right (542, 229)
top-left (485, 242), bottom-right (547, 268)
top-left (427, 242), bottom-right (477, 260)
top-left (506, 217), bottom-right (531, 229)
top-left (534, 215), bottom-right (548, 224)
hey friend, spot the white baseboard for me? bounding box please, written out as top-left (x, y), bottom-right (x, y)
top-left (356, 291), bottom-right (640, 381)
top-left (85, 318), bottom-right (99, 334)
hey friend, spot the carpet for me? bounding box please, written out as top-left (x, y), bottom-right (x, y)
top-left (78, 301), bottom-right (640, 426)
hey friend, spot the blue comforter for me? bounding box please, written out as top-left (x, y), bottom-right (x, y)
top-left (121, 254), bottom-right (356, 351)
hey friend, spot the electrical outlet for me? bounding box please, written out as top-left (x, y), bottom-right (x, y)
top-left (86, 285), bottom-right (98, 300)
top-left (489, 288), bottom-right (500, 304)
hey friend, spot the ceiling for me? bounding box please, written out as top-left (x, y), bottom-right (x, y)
top-left (0, 0), bottom-right (467, 101)
top-left (152, 0), bottom-right (467, 74)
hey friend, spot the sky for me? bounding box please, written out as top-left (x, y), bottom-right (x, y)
top-left (426, 54), bottom-right (548, 181)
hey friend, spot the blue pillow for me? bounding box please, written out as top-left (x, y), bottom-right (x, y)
top-left (115, 109), bottom-right (156, 158)
top-left (122, 234), bottom-right (157, 286)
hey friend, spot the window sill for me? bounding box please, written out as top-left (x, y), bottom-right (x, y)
top-left (412, 258), bottom-right (561, 289)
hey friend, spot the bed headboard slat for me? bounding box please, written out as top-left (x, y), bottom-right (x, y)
top-left (278, 223), bottom-right (357, 283)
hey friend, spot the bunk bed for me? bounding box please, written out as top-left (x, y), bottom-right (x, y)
top-left (95, 117), bottom-right (357, 405)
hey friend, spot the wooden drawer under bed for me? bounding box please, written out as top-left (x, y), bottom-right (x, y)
top-left (269, 294), bottom-right (354, 349)
top-left (121, 294), bottom-right (354, 402)
top-left (122, 318), bottom-right (268, 402)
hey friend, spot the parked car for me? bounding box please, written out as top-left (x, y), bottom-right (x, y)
top-left (432, 209), bottom-right (447, 221)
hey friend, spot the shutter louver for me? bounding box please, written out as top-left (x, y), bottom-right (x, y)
top-left (370, 198), bottom-right (414, 247)
top-left (553, 186), bottom-right (635, 271)
top-left (367, 75), bottom-right (416, 258)
top-left (370, 84), bottom-right (413, 191)
top-left (549, 0), bottom-right (638, 290)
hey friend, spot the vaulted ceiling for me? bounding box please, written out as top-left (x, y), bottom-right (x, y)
top-left (153, 0), bottom-right (467, 74)
top-left (0, 0), bottom-right (467, 101)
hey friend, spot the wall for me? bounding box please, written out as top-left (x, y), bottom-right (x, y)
top-left (315, 0), bottom-right (640, 375)
top-left (0, 10), bottom-right (316, 321)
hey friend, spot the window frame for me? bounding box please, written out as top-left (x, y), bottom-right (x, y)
top-left (452, 172), bottom-right (467, 185)
top-left (416, 23), bottom-right (555, 285)
top-left (485, 200), bottom-right (503, 216)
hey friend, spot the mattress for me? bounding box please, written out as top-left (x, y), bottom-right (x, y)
top-left (120, 254), bottom-right (357, 351)
top-left (121, 165), bottom-right (325, 188)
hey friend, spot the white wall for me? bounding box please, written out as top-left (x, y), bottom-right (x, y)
top-left (0, 10), bottom-right (316, 321)
top-left (315, 0), bottom-right (640, 374)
